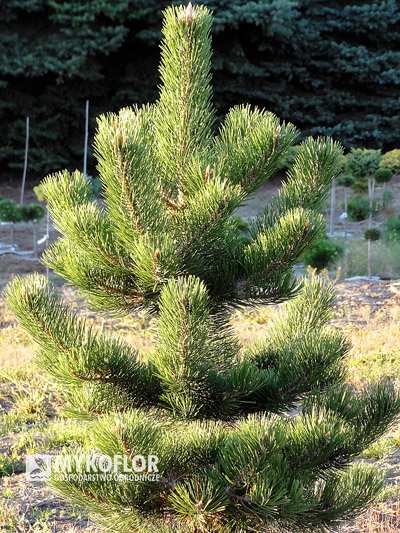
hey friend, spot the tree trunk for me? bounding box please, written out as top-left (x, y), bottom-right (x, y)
top-left (368, 175), bottom-right (375, 230)
top-left (32, 221), bottom-right (38, 258)
top-left (344, 187), bottom-right (348, 240)
top-left (368, 238), bottom-right (372, 278)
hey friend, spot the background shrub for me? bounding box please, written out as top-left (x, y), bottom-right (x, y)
top-left (365, 228), bottom-right (381, 241)
top-left (352, 179), bottom-right (368, 193)
top-left (345, 148), bottom-right (382, 179)
top-left (19, 204), bottom-right (45, 223)
top-left (277, 145), bottom-right (301, 170)
top-left (375, 167), bottom-right (393, 184)
top-left (302, 235), bottom-right (344, 270)
top-left (380, 149), bottom-right (400, 175)
top-left (346, 195), bottom-right (370, 221)
top-left (0, 199), bottom-right (21, 223)
top-left (336, 174), bottom-right (356, 188)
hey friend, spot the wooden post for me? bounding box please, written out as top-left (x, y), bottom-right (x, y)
top-left (32, 221), bottom-right (38, 258)
top-left (20, 117), bottom-right (29, 204)
top-left (367, 238), bottom-right (371, 278)
top-left (367, 175), bottom-right (375, 230)
top-left (344, 187), bottom-right (348, 240)
top-left (83, 100), bottom-right (89, 176)
top-left (11, 223), bottom-right (15, 249)
top-left (329, 182), bottom-right (335, 235)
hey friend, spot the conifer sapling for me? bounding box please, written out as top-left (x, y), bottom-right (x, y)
top-left (5, 4), bottom-right (400, 532)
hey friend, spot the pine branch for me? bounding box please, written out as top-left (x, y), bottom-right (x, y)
top-left (95, 105), bottom-right (166, 241)
top-left (154, 5), bottom-right (214, 198)
top-left (5, 274), bottom-right (161, 413)
top-left (236, 209), bottom-right (325, 303)
top-left (214, 105), bottom-right (298, 195)
top-left (251, 137), bottom-right (343, 237)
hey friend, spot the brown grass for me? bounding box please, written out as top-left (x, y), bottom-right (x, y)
top-left (339, 498), bottom-right (400, 532)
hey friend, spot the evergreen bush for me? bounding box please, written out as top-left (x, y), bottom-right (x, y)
top-left (19, 204), bottom-right (45, 223)
top-left (380, 149), bottom-right (400, 175)
top-left (336, 174), bottom-right (355, 189)
top-left (2, 1), bottom-right (400, 175)
top-left (351, 179), bottom-right (368, 193)
top-left (375, 168), bottom-right (393, 184)
top-left (303, 236), bottom-right (344, 271)
top-left (0, 199), bottom-right (21, 224)
top-left (345, 148), bottom-right (381, 179)
top-left (5, 5), bottom-right (400, 532)
top-left (0, 198), bottom-right (21, 248)
top-left (346, 195), bottom-right (370, 221)
top-left (365, 228), bottom-right (381, 242)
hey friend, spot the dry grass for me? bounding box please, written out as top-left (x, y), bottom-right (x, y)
top-left (346, 305), bottom-right (400, 386)
top-left (339, 498), bottom-right (400, 532)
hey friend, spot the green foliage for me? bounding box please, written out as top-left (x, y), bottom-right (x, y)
top-left (380, 149), bottom-right (400, 174)
top-left (277, 144), bottom-right (301, 170)
top-left (345, 148), bottom-right (382, 179)
top-left (302, 235), bottom-right (344, 271)
top-left (35, 177), bottom-right (101, 201)
top-left (2, 1), bottom-right (400, 176)
top-left (0, 454), bottom-right (13, 477)
top-left (231, 215), bottom-right (249, 234)
top-left (351, 179), bottom-right (368, 193)
top-left (231, 215), bottom-right (251, 245)
top-left (336, 174), bottom-right (355, 188)
top-left (382, 189), bottom-right (393, 208)
top-left (88, 176), bottom-right (102, 198)
top-left (33, 185), bottom-right (45, 203)
top-left (0, 452), bottom-right (23, 477)
top-left (385, 215), bottom-right (400, 241)
top-left (0, 199), bottom-right (45, 225)
top-left (346, 195), bottom-right (370, 221)
top-left (365, 228), bottom-right (381, 241)
top-left (0, 199), bottom-right (21, 223)
top-left (375, 167), bottom-right (393, 184)
top-left (4, 5), bottom-right (400, 532)
top-left (19, 203), bottom-right (45, 223)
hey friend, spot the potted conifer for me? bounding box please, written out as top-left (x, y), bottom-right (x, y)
top-left (0, 198), bottom-right (22, 249)
top-left (19, 203), bottom-right (46, 258)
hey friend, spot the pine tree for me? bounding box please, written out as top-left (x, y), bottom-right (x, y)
top-left (5, 4), bottom-right (400, 532)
